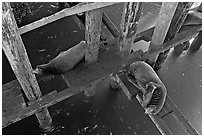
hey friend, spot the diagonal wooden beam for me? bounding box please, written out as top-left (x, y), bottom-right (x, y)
top-left (17, 2), bottom-right (119, 34)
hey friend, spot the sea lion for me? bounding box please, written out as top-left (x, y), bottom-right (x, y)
top-left (127, 61), bottom-right (167, 115)
top-left (34, 41), bottom-right (86, 75)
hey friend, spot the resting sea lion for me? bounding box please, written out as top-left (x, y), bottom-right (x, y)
top-left (127, 61), bottom-right (167, 115)
top-left (34, 41), bottom-right (86, 75)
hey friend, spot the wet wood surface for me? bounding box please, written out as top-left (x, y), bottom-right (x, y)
top-left (119, 2), bottom-right (142, 55)
top-left (2, 2), bottom-right (52, 129)
top-left (147, 2), bottom-right (178, 64)
top-left (18, 2), bottom-right (119, 34)
top-left (85, 9), bottom-right (103, 63)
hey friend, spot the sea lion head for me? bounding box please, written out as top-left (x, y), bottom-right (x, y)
top-left (127, 62), bottom-right (147, 91)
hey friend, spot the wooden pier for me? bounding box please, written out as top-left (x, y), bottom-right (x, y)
top-left (2, 2), bottom-right (202, 134)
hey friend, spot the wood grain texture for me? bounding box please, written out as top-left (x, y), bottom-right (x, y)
top-left (85, 8), bottom-right (103, 63)
top-left (119, 2), bottom-right (142, 55)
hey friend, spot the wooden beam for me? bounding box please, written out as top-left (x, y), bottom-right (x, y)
top-left (147, 25), bottom-right (201, 54)
top-left (85, 9), bottom-right (103, 63)
top-left (2, 77), bottom-right (106, 128)
top-left (102, 12), bottom-right (120, 38)
top-left (2, 27), bottom-right (200, 127)
top-left (147, 2), bottom-right (178, 64)
top-left (119, 2), bottom-right (142, 56)
top-left (153, 2), bottom-right (193, 70)
top-left (2, 2), bottom-right (52, 129)
top-left (18, 2), bottom-right (119, 34)
top-left (65, 3), bottom-right (85, 30)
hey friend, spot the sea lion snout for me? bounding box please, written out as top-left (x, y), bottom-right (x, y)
top-left (33, 66), bottom-right (43, 75)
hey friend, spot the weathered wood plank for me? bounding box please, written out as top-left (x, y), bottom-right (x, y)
top-left (2, 37), bottom-right (142, 128)
top-left (148, 2), bottom-right (178, 51)
top-left (3, 26), bottom-right (200, 128)
top-left (65, 3), bottom-right (86, 30)
top-left (153, 2), bottom-right (193, 70)
top-left (62, 38), bottom-right (144, 88)
top-left (2, 2), bottom-right (52, 129)
top-left (147, 2), bottom-right (178, 65)
top-left (2, 80), bottom-right (26, 120)
top-left (18, 2), bottom-right (119, 34)
top-left (2, 77), bottom-right (106, 128)
top-left (85, 9), bottom-right (103, 63)
top-left (165, 96), bottom-right (199, 135)
top-left (2, 2), bottom-right (41, 102)
top-left (147, 25), bottom-right (201, 54)
top-left (102, 12), bottom-right (120, 38)
top-left (119, 2), bottom-right (142, 55)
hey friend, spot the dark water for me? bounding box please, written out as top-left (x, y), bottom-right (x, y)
top-left (2, 2), bottom-right (201, 135)
top-left (158, 48), bottom-right (202, 134)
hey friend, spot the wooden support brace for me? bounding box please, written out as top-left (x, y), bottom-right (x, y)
top-left (119, 2), bottom-right (142, 56)
top-left (150, 2), bottom-right (193, 70)
top-left (147, 25), bottom-right (201, 55)
top-left (147, 2), bottom-right (178, 65)
top-left (188, 30), bottom-right (202, 53)
top-left (2, 2), bottom-right (52, 130)
top-left (2, 27), bottom-right (200, 127)
top-left (18, 2), bottom-right (118, 34)
top-left (102, 12), bottom-right (120, 38)
top-left (85, 8), bottom-right (103, 63)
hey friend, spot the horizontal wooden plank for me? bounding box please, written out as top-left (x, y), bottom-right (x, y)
top-left (2, 79), bottom-right (21, 94)
top-left (2, 37), bottom-right (144, 128)
top-left (147, 25), bottom-right (202, 54)
top-left (18, 2), bottom-right (119, 34)
top-left (62, 38), bottom-right (144, 88)
top-left (2, 76), bottom-right (107, 128)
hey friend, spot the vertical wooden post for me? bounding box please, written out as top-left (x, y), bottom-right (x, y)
top-left (147, 2), bottom-right (178, 66)
top-left (188, 30), bottom-right (202, 53)
top-left (119, 2), bottom-right (142, 56)
top-left (2, 2), bottom-right (52, 130)
top-left (153, 2), bottom-right (193, 70)
top-left (85, 8), bottom-right (103, 64)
